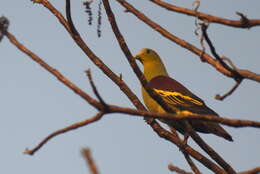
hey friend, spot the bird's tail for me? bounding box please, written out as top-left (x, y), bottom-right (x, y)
top-left (213, 125), bottom-right (233, 141)
top-left (190, 120), bottom-right (233, 141)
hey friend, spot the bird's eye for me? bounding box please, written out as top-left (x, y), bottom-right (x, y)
top-left (146, 49), bottom-right (151, 54)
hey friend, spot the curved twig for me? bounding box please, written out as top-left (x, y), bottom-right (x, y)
top-left (150, 0), bottom-right (260, 28)
top-left (86, 69), bottom-right (109, 111)
top-left (24, 112), bottom-right (104, 155)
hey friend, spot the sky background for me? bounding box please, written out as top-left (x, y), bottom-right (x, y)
top-left (1, 0), bottom-right (260, 174)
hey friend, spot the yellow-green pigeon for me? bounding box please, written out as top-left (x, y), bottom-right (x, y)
top-left (135, 48), bottom-right (233, 141)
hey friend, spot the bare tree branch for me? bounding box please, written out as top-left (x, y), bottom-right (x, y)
top-left (5, 31), bottom-right (102, 110)
top-left (150, 0), bottom-right (260, 28)
top-left (24, 112), bottom-right (104, 155)
top-left (168, 163), bottom-right (192, 174)
top-left (238, 167), bottom-right (260, 174)
top-left (183, 153), bottom-right (202, 174)
top-left (81, 148), bottom-right (100, 174)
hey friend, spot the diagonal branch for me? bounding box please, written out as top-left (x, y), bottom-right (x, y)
top-left (81, 148), bottom-right (100, 174)
top-left (183, 152), bottom-right (202, 174)
top-left (150, 0), bottom-right (260, 28)
top-left (238, 167), bottom-right (260, 174)
top-left (5, 31), bottom-right (102, 110)
top-left (168, 163), bottom-right (192, 174)
top-left (24, 112), bottom-right (104, 155)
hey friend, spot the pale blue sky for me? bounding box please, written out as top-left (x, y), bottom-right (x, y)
top-left (1, 1), bottom-right (260, 174)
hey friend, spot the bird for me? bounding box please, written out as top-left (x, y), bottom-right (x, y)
top-left (134, 48), bottom-right (233, 141)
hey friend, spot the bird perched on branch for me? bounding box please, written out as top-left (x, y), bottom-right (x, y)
top-left (135, 48), bottom-right (233, 141)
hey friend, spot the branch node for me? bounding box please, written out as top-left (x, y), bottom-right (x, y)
top-left (236, 12), bottom-right (250, 28)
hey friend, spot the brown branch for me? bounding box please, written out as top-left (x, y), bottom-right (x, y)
top-left (145, 120), bottom-right (225, 174)
top-left (24, 112), bottom-right (104, 155)
top-left (150, 0), bottom-right (260, 28)
top-left (187, 128), bottom-right (235, 174)
top-left (116, 0), bottom-right (260, 83)
top-left (108, 105), bottom-right (260, 128)
top-left (183, 153), bottom-right (202, 174)
top-left (238, 167), bottom-right (260, 174)
top-left (168, 163), bottom-right (192, 174)
top-left (81, 148), bottom-right (100, 174)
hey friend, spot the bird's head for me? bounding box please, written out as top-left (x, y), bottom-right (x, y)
top-left (134, 48), bottom-right (168, 80)
top-left (134, 48), bottom-right (161, 65)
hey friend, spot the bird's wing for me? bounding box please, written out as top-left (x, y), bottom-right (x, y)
top-left (149, 76), bottom-right (217, 115)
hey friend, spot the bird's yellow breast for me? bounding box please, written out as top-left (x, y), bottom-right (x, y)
top-left (142, 87), bottom-right (166, 113)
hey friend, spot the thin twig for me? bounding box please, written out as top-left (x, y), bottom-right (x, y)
top-left (150, 0), bottom-right (260, 28)
top-left (215, 81), bottom-right (242, 101)
top-left (200, 23), bottom-right (243, 82)
top-left (238, 167), bottom-right (260, 174)
top-left (168, 164), bottom-right (192, 174)
top-left (183, 153), bottom-right (202, 174)
top-left (81, 148), bottom-right (100, 174)
top-left (24, 112), bottom-right (104, 155)
top-left (66, 0), bottom-right (79, 35)
top-left (85, 69), bottom-right (108, 111)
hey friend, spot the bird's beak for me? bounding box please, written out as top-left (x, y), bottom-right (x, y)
top-left (134, 55), bottom-right (143, 64)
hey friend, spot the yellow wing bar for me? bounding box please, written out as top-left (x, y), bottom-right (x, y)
top-left (154, 89), bottom-right (203, 106)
